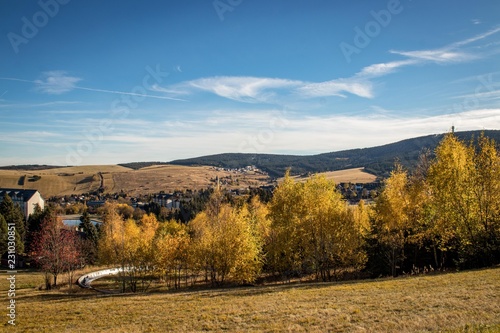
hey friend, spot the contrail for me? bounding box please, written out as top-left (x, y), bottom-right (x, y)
top-left (0, 77), bottom-right (186, 101)
top-left (75, 86), bottom-right (187, 101)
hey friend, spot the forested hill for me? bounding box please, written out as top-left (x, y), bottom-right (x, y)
top-left (170, 130), bottom-right (500, 178)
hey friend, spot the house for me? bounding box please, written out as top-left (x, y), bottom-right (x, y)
top-left (0, 188), bottom-right (45, 220)
top-left (152, 193), bottom-right (180, 210)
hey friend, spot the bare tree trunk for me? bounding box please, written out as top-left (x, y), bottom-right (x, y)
top-left (45, 272), bottom-right (51, 290)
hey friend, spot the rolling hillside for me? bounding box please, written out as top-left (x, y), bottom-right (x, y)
top-left (1, 130), bottom-right (498, 197)
top-left (170, 130), bottom-right (500, 178)
top-left (0, 164), bottom-right (270, 198)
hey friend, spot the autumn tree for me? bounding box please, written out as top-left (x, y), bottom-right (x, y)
top-left (431, 133), bottom-right (500, 267)
top-left (351, 200), bottom-right (371, 238)
top-left (427, 134), bottom-right (476, 268)
top-left (368, 165), bottom-right (410, 277)
top-left (266, 171), bottom-right (305, 279)
top-left (33, 213), bottom-right (84, 289)
top-left (301, 176), bottom-right (366, 281)
top-left (401, 149), bottom-right (453, 271)
top-left (154, 219), bottom-right (191, 288)
top-left (116, 203), bottom-right (134, 220)
top-left (267, 172), bottom-right (366, 281)
top-left (470, 134), bottom-right (500, 266)
top-left (126, 213), bottom-right (159, 292)
top-left (98, 203), bottom-right (125, 267)
top-left (241, 195), bottom-right (270, 259)
top-left (99, 203), bottom-right (158, 292)
top-left (190, 189), bottom-right (263, 285)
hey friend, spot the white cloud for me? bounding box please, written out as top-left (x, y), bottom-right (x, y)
top-left (149, 28), bottom-right (500, 104)
top-left (164, 76), bottom-right (303, 103)
top-left (34, 71), bottom-right (82, 94)
top-left (391, 27), bottom-right (500, 64)
top-left (453, 89), bottom-right (500, 101)
top-left (391, 49), bottom-right (474, 63)
top-left (160, 75), bottom-right (376, 102)
top-left (452, 27), bottom-right (500, 47)
top-left (64, 108), bottom-right (500, 163)
top-left (357, 60), bottom-right (417, 77)
top-left (5, 106), bottom-right (499, 166)
top-left (296, 79), bottom-right (374, 99)
top-left (0, 130), bottom-right (63, 145)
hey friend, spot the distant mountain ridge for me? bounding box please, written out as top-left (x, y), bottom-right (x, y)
top-left (169, 130), bottom-right (500, 178)
top-left (2, 131), bottom-right (499, 179)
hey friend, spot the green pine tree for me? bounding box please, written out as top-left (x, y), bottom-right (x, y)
top-left (0, 194), bottom-right (26, 251)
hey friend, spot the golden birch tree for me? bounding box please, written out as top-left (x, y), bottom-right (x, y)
top-left (190, 190), bottom-right (263, 285)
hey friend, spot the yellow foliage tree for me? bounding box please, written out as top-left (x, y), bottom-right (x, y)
top-left (428, 134), bottom-right (476, 265)
top-left (99, 203), bottom-right (159, 292)
top-left (266, 171), bottom-right (305, 278)
top-left (190, 190), bottom-right (263, 285)
top-left (372, 165), bottom-right (410, 277)
top-left (154, 219), bottom-right (191, 288)
top-left (268, 171), bottom-right (366, 281)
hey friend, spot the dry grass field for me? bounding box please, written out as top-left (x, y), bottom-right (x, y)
top-left (110, 164), bottom-right (270, 196)
top-left (0, 164), bottom-right (270, 197)
top-left (0, 165), bottom-right (131, 197)
top-left (316, 167), bottom-right (377, 184)
top-left (1, 267), bottom-right (498, 332)
top-left (0, 165), bottom-right (376, 198)
top-left (280, 167), bottom-right (377, 185)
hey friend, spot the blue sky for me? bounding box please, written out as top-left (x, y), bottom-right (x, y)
top-left (1, 0), bottom-right (499, 166)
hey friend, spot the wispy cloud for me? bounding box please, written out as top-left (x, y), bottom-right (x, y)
top-left (453, 89), bottom-right (500, 101)
top-left (357, 60), bottom-right (417, 77)
top-left (390, 27), bottom-right (500, 63)
top-left (158, 76), bottom-right (303, 103)
top-left (154, 28), bottom-right (500, 104)
top-left (158, 75), bottom-right (376, 102)
top-left (158, 58), bottom-right (416, 102)
top-left (64, 108), bottom-right (500, 163)
top-left (0, 130), bottom-right (63, 145)
top-left (391, 49), bottom-right (472, 63)
top-left (34, 71), bottom-right (82, 94)
top-left (0, 73), bottom-right (82, 95)
top-left (296, 78), bottom-right (373, 99)
top-left (4, 105), bottom-right (499, 166)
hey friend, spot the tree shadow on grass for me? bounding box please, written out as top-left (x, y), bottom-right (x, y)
top-left (19, 268), bottom-right (482, 303)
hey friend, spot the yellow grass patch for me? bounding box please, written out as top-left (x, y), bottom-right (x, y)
top-left (280, 167), bottom-right (377, 185)
top-left (0, 164), bottom-right (271, 197)
top-left (2, 268), bottom-right (498, 332)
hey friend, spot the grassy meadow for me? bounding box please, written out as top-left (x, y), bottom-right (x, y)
top-left (0, 164), bottom-right (376, 198)
top-left (1, 267), bottom-right (498, 332)
top-left (0, 164), bottom-right (270, 197)
top-left (298, 167), bottom-right (377, 184)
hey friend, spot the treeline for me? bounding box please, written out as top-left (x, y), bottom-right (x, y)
top-left (366, 133), bottom-right (500, 275)
top-left (170, 130), bottom-right (500, 178)
top-left (2, 133), bottom-right (498, 291)
top-left (97, 177), bottom-right (368, 291)
top-left (96, 132), bottom-right (500, 290)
